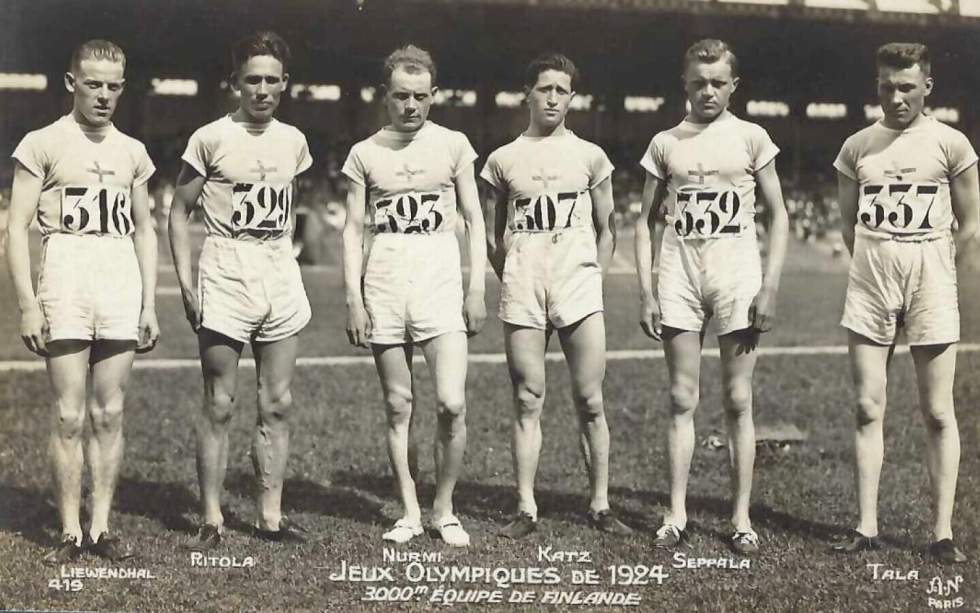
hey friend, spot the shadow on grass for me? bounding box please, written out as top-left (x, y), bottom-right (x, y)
top-left (115, 477), bottom-right (198, 534)
top-left (223, 469), bottom-right (388, 526)
top-left (0, 484), bottom-right (58, 547)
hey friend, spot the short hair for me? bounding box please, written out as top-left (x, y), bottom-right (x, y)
top-left (232, 31), bottom-right (291, 73)
top-left (524, 52), bottom-right (580, 91)
top-left (70, 39), bottom-right (126, 72)
top-left (683, 39), bottom-right (739, 78)
top-left (877, 42), bottom-right (931, 76)
top-left (383, 45), bottom-right (437, 87)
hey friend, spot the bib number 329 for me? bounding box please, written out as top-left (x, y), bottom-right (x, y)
top-left (232, 182), bottom-right (292, 232)
top-left (61, 185), bottom-right (133, 236)
top-left (673, 187), bottom-right (742, 239)
top-left (858, 183), bottom-right (940, 234)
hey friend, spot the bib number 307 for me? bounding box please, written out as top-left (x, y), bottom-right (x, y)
top-left (858, 183), bottom-right (940, 234)
top-left (61, 185), bottom-right (133, 236)
top-left (232, 182), bottom-right (292, 232)
top-left (673, 187), bottom-right (742, 239)
top-left (512, 191), bottom-right (584, 232)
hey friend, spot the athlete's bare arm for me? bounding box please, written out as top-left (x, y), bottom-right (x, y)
top-left (949, 164), bottom-right (980, 264)
top-left (168, 162), bottom-right (207, 332)
top-left (455, 165), bottom-right (488, 336)
top-left (342, 179), bottom-right (371, 347)
top-left (5, 162), bottom-right (46, 355)
top-left (837, 171), bottom-right (860, 256)
top-left (634, 171), bottom-right (668, 341)
top-left (752, 161), bottom-right (790, 333)
top-left (590, 176), bottom-right (616, 276)
top-left (131, 181), bottom-right (159, 352)
top-left (487, 186), bottom-right (509, 280)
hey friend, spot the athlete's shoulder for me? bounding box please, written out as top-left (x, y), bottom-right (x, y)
top-left (925, 116), bottom-right (969, 141)
top-left (19, 116), bottom-right (72, 144)
top-left (109, 124), bottom-right (150, 151)
top-left (268, 118), bottom-right (308, 140)
top-left (729, 114), bottom-right (769, 137)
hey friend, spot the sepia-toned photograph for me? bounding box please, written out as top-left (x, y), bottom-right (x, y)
top-left (0, 0), bottom-right (978, 611)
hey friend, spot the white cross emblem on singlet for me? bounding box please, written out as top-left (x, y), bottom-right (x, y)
top-left (396, 163), bottom-right (424, 187)
top-left (531, 168), bottom-right (560, 191)
top-left (884, 160), bottom-right (916, 182)
top-left (87, 161), bottom-right (115, 183)
top-left (251, 160), bottom-right (277, 181)
top-left (687, 162), bottom-right (718, 185)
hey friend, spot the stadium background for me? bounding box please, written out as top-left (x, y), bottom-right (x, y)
top-left (3, 0), bottom-right (980, 256)
top-left (2, 2), bottom-right (980, 612)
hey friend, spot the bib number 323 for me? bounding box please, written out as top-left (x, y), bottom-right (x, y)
top-left (61, 185), bottom-right (133, 236)
top-left (232, 182), bottom-right (292, 232)
top-left (673, 187), bottom-right (743, 239)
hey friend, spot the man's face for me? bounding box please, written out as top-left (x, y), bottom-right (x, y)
top-left (384, 67), bottom-right (435, 132)
top-left (66, 58), bottom-right (125, 128)
top-left (234, 54), bottom-right (287, 123)
top-left (682, 59), bottom-right (738, 122)
top-left (526, 69), bottom-right (574, 130)
top-left (877, 63), bottom-right (932, 128)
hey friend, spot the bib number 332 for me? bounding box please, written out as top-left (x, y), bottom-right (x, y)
top-left (673, 187), bottom-right (743, 239)
top-left (232, 182), bottom-right (292, 232)
top-left (858, 183), bottom-right (940, 234)
top-left (61, 185), bottom-right (133, 236)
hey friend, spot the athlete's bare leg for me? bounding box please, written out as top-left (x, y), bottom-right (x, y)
top-left (910, 343), bottom-right (959, 541)
top-left (86, 340), bottom-right (136, 541)
top-left (718, 329), bottom-right (758, 533)
top-left (196, 329), bottom-right (244, 530)
top-left (46, 340), bottom-right (92, 545)
top-left (504, 323), bottom-right (548, 519)
top-left (661, 327), bottom-right (704, 530)
top-left (252, 334), bottom-right (300, 531)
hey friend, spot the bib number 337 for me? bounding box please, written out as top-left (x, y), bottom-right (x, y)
top-left (673, 187), bottom-right (743, 239)
top-left (61, 185), bottom-right (133, 236)
top-left (232, 182), bottom-right (292, 232)
top-left (858, 183), bottom-right (940, 234)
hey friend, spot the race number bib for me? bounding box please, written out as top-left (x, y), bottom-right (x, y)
top-left (61, 185), bottom-right (133, 236)
top-left (511, 191), bottom-right (588, 233)
top-left (672, 186), bottom-right (744, 239)
top-left (373, 190), bottom-right (449, 234)
top-left (231, 182), bottom-right (292, 232)
top-left (858, 182), bottom-right (942, 235)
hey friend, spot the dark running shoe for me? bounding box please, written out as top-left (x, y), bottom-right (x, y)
top-left (499, 512), bottom-right (537, 539)
top-left (42, 535), bottom-right (83, 567)
top-left (588, 509), bottom-right (634, 535)
top-left (253, 517), bottom-right (308, 543)
top-left (653, 523), bottom-right (687, 550)
top-left (88, 533), bottom-right (135, 562)
top-left (927, 539), bottom-right (967, 564)
top-left (184, 524), bottom-right (222, 552)
top-left (730, 528), bottom-right (761, 555)
top-left (830, 530), bottom-right (881, 554)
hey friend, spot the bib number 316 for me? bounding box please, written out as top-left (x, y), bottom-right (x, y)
top-left (61, 185), bottom-right (133, 236)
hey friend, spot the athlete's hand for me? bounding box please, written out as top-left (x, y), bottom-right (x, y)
top-left (136, 307), bottom-right (160, 353)
top-left (19, 303), bottom-right (49, 356)
top-left (346, 303), bottom-right (372, 348)
top-left (463, 292), bottom-right (487, 337)
top-left (639, 295), bottom-right (663, 341)
top-left (180, 288), bottom-right (202, 333)
top-left (749, 286), bottom-right (777, 334)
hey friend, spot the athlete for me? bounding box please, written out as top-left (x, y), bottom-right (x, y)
top-left (6, 39), bottom-right (159, 564)
top-left (634, 39), bottom-right (789, 554)
top-left (831, 43), bottom-right (978, 564)
top-left (342, 45), bottom-right (487, 547)
top-left (483, 53), bottom-right (632, 538)
top-left (169, 31), bottom-right (313, 549)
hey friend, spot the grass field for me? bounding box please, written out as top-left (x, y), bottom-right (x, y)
top-left (1, 233), bottom-right (979, 612)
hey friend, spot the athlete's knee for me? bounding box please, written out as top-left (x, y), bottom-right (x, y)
top-left (384, 388), bottom-right (413, 427)
top-left (436, 394), bottom-right (466, 420)
top-left (855, 393), bottom-right (885, 426)
top-left (204, 385), bottom-right (236, 425)
top-left (921, 400), bottom-right (957, 433)
top-left (53, 398), bottom-right (86, 440)
top-left (573, 387), bottom-right (605, 421)
top-left (89, 397), bottom-right (125, 434)
top-left (722, 380), bottom-right (752, 417)
top-left (669, 383), bottom-right (699, 417)
top-left (257, 383), bottom-right (293, 425)
top-left (514, 380), bottom-right (545, 420)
